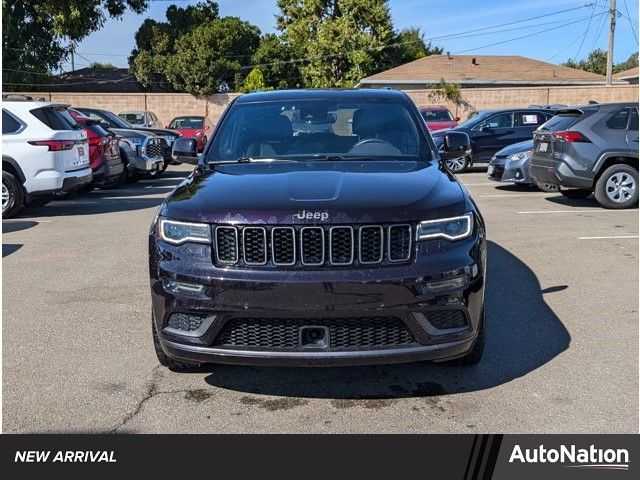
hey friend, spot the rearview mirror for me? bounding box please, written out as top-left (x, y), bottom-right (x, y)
top-left (441, 131), bottom-right (471, 161)
top-left (172, 137), bottom-right (199, 165)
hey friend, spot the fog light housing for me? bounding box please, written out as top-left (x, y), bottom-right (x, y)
top-left (163, 279), bottom-right (206, 298)
top-left (164, 313), bottom-right (216, 337)
top-left (425, 275), bottom-right (468, 293)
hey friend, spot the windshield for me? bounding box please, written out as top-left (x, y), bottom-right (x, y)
top-left (169, 117), bottom-right (204, 129)
top-left (208, 99), bottom-right (428, 162)
top-left (421, 109), bottom-right (453, 122)
top-left (456, 111), bottom-right (492, 129)
top-left (120, 113), bottom-right (145, 125)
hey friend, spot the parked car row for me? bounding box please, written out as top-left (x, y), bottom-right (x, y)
top-left (2, 97), bottom-right (217, 218)
top-left (422, 102), bottom-right (638, 209)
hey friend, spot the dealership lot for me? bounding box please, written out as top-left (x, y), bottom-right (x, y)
top-left (2, 164), bottom-right (637, 433)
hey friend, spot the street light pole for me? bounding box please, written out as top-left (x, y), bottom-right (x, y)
top-left (606, 0), bottom-right (617, 85)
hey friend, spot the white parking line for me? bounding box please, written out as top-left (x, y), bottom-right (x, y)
top-left (578, 235), bottom-right (639, 240)
top-left (518, 209), bottom-right (636, 214)
top-left (480, 193), bottom-right (549, 198)
top-left (460, 182), bottom-right (499, 186)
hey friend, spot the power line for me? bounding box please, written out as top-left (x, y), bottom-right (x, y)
top-left (621, 0), bottom-right (639, 44)
top-left (575, 2), bottom-right (599, 60)
top-left (455, 12), bottom-right (608, 54)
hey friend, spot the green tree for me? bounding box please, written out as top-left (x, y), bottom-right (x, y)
top-left (129, 1), bottom-right (220, 90)
top-left (240, 68), bottom-right (272, 93)
top-left (2, 0), bottom-right (148, 90)
top-left (276, 0), bottom-right (394, 88)
top-left (251, 34), bottom-right (300, 89)
top-left (384, 27), bottom-right (442, 69)
top-left (428, 79), bottom-right (474, 112)
top-left (89, 62), bottom-right (117, 69)
top-left (563, 49), bottom-right (639, 75)
top-left (163, 17), bottom-right (261, 95)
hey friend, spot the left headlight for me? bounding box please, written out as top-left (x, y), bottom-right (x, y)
top-left (506, 151), bottom-right (532, 162)
top-left (417, 213), bottom-right (473, 241)
top-left (159, 218), bottom-right (211, 245)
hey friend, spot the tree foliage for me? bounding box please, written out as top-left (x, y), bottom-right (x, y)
top-left (563, 49), bottom-right (639, 75)
top-left (428, 79), bottom-right (474, 112)
top-left (130, 1), bottom-right (260, 94)
top-left (276, 0), bottom-right (395, 87)
top-left (2, 0), bottom-right (148, 89)
top-left (383, 27), bottom-right (442, 69)
top-left (251, 34), bottom-right (300, 89)
top-left (240, 68), bottom-right (272, 93)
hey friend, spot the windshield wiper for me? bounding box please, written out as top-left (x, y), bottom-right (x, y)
top-left (209, 157), bottom-right (298, 164)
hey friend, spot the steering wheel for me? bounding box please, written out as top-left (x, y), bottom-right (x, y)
top-left (348, 138), bottom-right (401, 156)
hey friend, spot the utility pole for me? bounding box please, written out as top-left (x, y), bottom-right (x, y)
top-left (606, 0), bottom-right (617, 85)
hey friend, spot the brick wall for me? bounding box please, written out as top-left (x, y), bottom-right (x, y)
top-left (17, 85), bottom-right (638, 126)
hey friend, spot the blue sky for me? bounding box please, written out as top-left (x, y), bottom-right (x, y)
top-left (61, 0), bottom-right (639, 72)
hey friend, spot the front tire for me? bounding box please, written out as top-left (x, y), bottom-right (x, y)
top-left (560, 188), bottom-right (592, 199)
top-left (152, 312), bottom-right (202, 372)
top-left (2, 171), bottom-right (25, 218)
top-left (594, 164), bottom-right (638, 209)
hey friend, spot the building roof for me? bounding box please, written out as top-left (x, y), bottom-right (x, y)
top-left (51, 67), bottom-right (173, 93)
top-left (613, 66), bottom-right (639, 80)
top-left (358, 55), bottom-right (617, 86)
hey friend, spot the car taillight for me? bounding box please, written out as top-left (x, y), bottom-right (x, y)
top-left (88, 136), bottom-right (102, 146)
top-left (28, 140), bottom-right (76, 151)
top-left (552, 131), bottom-right (591, 143)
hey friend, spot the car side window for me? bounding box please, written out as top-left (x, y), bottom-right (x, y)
top-left (606, 109), bottom-right (630, 129)
top-left (517, 112), bottom-right (544, 127)
top-left (2, 109), bottom-right (23, 134)
top-left (628, 108), bottom-right (638, 131)
top-left (478, 112), bottom-right (513, 129)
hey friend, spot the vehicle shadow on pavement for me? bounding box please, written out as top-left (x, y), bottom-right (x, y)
top-left (545, 195), bottom-right (639, 209)
top-left (13, 172), bottom-right (189, 218)
top-left (203, 241), bottom-right (571, 399)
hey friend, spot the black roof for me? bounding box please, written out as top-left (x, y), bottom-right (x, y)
top-left (236, 88), bottom-right (409, 103)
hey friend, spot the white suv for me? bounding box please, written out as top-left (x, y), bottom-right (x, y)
top-left (2, 99), bottom-right (92, 218)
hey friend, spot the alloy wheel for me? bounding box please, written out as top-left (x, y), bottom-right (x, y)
top-left (2, 181), bottom-right (10, 213)
top-left (446, 156), bottom-right (466, 173)
top-left (605, 172), bottom-right (636, 203)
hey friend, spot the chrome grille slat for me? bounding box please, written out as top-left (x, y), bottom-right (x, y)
top-left (212, 224), bottom-right (413, 267)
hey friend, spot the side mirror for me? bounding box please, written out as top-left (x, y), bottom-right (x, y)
top-left (441, 131), bottom-right (471, 161)
top-left (454, 116), bottom-right (460, 122)
top-left (172, 137), bottom-right (199, 165)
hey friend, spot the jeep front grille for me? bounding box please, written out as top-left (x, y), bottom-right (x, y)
top-left (213, 316), bottom-right (416, 350)
top-left (213, 224), bottom-right (413, 268)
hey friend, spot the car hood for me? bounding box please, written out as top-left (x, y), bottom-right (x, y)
top-left (494, 140), bottom-right (533, 157)
top-left (162, 160), bottom-right (466, 224)
top-left (130, 126), bottom-right (180, 137)
top-left (110, 128), bottom-right (157, 139)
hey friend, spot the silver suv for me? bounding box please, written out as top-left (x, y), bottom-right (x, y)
top-left (529, 103), bottom-right (638, 209)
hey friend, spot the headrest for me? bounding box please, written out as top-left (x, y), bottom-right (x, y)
top-left (352, 107), bottom-right (397, 136)
top-left (252, 114), bottom-right (292, 140)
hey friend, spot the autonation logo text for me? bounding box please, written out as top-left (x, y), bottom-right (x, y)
top-left (509, 444), bottom-right (630, 471)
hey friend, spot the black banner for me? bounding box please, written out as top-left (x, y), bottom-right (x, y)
top-left (0, 434), bottom-right (636, 478)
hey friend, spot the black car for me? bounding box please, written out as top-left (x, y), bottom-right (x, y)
top-left (75, 107), bottom-right (181, 175)
top-left (431, 107), bottom-right (556, 172)
top-left (149, 89), bottom-right (486, 370)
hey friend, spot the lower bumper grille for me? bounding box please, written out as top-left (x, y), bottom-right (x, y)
top-left (213, 317), bottom-right (417, 350)
top-left (489, 164), bottom-right (505, 180)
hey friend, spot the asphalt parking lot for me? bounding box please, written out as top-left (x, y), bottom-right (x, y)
top-left (2, 164), bottom-right (638, 433)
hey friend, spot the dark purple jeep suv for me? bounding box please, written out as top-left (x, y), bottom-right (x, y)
top-left (149, 89), bottom-right (486, 370)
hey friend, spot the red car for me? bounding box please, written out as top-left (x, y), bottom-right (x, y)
top-left (167, 116), bottom-right (213, 152)
top-left (69, 109), bottom-right (125, 188)
top-left (419, 105), bottom-right (459, 131)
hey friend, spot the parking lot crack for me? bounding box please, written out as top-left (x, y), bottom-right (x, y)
top-left (108, 365), bottom-right (163, 433)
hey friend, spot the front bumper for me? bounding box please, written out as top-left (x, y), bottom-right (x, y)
top-left (149, 230), bottom-right (486, 367)
top-left (488, 156), bottom-right (534, 184)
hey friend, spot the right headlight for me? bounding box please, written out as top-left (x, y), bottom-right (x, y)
top-left (159, 218), bottom-right (211, 245)
top-left (417, 213), bottom-right (473, 241)
top-left (506, 151), bottom-right (532, 162)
